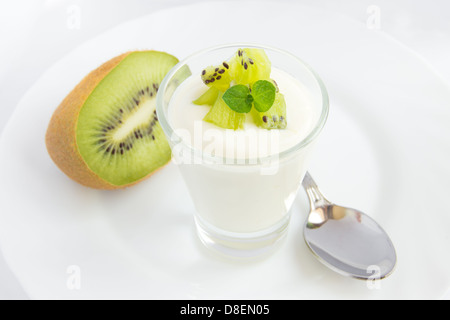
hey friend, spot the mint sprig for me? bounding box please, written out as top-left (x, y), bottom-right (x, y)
top-left (222, 80), bottom-right (276, 114)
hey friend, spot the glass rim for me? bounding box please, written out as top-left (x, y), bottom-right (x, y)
top-left (156, 42), bottom-right (329, 165)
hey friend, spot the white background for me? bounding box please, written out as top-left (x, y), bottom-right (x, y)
top-left (0, 0), bottom-right (449, 299)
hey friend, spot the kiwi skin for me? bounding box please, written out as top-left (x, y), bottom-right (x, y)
top-left (45, 51), bottom-right (173, 190)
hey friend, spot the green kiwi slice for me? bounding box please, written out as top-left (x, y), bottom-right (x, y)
top-left (193, 87), bottom-right (219, 106)
top-left (251, 92), bottom-right (287, 129)
top-left (203, 92), bottom-right (245, 130)
top-left (230, 48), bottom-right (271, 85)
top-left (75, 51), bottom-right (179, 186)
top-left (201, 62), bottom-right (232, 91)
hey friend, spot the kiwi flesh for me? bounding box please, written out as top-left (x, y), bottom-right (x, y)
top-left (230, 48), bottom-right (271, 85)
top-left (201, 62), bottom-right (232, 91)
top-left (203, 92), bottom-right (245, 130)
top-left (193, 86), bottom-right (219, 106)
top-left (46, 51), bottom-right (179, 189)
top-left (251, 93), bottom-right (287, 129)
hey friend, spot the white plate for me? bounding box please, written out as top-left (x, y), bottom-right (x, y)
top-left (0, 1), bottom-right (449, 299)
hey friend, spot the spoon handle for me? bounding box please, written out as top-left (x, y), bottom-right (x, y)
top-left (302, 172), bottom-right (331, 209)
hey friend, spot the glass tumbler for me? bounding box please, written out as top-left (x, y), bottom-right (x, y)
top-left (156, 44), bottom-right (329, 257)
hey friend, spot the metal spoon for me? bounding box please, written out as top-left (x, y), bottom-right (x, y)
top-left (302, 172), bottom-right (396, 280)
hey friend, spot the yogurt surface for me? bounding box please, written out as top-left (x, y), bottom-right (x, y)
top-left (168, 67), bottom-right (318, 160)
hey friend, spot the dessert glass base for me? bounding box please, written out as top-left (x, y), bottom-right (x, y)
top-left (194, 212), bottom-right (291, 258)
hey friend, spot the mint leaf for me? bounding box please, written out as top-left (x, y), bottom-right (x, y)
top-left (251, 80), bottom-right (276, 112)
top-left (222, 85), bottom-right (253, 113)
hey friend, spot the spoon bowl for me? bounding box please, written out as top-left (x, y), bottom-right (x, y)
top-left (302, 172), bottom-right (396, 280)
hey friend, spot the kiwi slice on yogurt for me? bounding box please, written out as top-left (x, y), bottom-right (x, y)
top-left (230, 48), bottom-right (271, 85)
top-left (46, 51), bottom-right (180, 189)
top-left (201, 62), bottom-right (232, 91)
top-left (252, 93), bottom-right (287, 129)
top-left (203, 92), bottom-right (245, 130)
top-left (193, 87), bottom-right (219, 106)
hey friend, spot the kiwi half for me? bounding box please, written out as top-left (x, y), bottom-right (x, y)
top-left (46, 51), bottom-right (179, 189)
